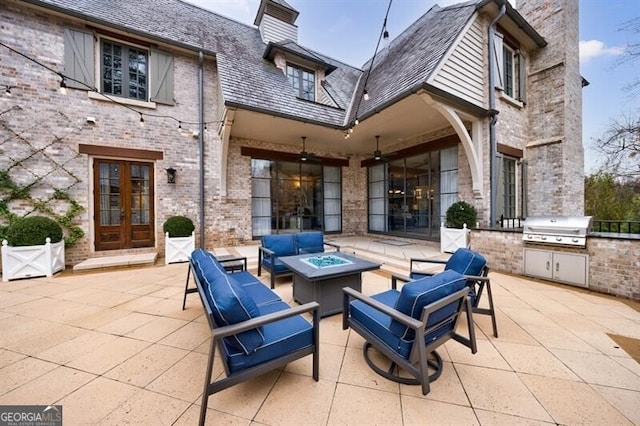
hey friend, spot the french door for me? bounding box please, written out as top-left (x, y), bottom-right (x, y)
top-left (94, 159), bottom-right (155, 251)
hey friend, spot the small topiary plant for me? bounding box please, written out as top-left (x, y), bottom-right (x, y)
top-left (163, 215), bottom-right (195, 238)
top-left (445, 201), bottom-right (478, 229)
top-left (4, 216), bottom-right (64, 246)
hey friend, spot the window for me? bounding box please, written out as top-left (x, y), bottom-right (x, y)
top-left (502, 156), bottom-right (517, 218)
top-left (493, 32), bottom-right (526, 103)
top-left (286, 64), bottom-right (315, 101)
top-left (250, 159), bottom-right (341, 237)
top-left (101, 40), bottom-right (148, 101)
top-left (503, 45), bottom-right (520, 99)
top-left (63, 28), bottom-right (175, 105)
top-left (367, 146), bottom-right (457, 239)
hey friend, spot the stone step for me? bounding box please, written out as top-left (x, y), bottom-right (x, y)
top-left (72, 253), bottom-right (158, 272)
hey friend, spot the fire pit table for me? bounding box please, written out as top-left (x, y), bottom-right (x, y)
top-left (280, 252), bottom-right (381, 317)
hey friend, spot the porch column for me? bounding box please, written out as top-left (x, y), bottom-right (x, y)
top-left (417, 92), bottom-right (483, 198)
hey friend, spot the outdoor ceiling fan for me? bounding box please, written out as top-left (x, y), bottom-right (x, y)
top-left (299, 136), bottom-right (320, 162)
top-left (372, 135), bottom-right (391, 161)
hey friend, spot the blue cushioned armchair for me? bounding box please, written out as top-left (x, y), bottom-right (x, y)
top-left (258, 231), bottom-right (339, 288)
top-left (343, 270), bottom-right (477, 395)
top-left (189, 249), bottom-right (319, 426)
top-left (394, 247), bottom-right (497, 337)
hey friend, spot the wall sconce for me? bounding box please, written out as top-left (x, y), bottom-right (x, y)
top-left (166, 167), bottom-right (176, 184)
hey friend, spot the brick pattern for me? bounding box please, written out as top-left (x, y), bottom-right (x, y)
top-left (471, 230), bottom-right (640, 301)
top-left (517, 0), bottom-right (584, 216)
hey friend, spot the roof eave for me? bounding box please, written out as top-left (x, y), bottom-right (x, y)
top-left (19, 0), bottom-right (219, 56)
top-left (476, 0), bottom-right (547, 48)
top-left (263, 42), bottom-right (338, 75)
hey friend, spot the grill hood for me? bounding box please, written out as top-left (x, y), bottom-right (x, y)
top-left (523, 216), bottom-right (593, 247)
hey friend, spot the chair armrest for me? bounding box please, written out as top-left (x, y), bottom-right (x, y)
top-left (212, 302), bottom-right (319, 340)
top-left (217, 256), bottom-right (247, 271)
top-left (342, 287), bottom-right (422, 330)
top-left (324, 241), bottom-right (340, 251)
top-left (391, 273), bottom-right (412, 290)
top-left (258, 246), bottom-right (276, 264)
top-left (463, 275), bottom-right (490, 282)
top-left (410, 258), bottom-right (447, 265)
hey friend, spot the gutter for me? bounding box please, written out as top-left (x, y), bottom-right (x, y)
top-left (198, 51), bottom-right (205, 248)
top-left (476, 0), bottom-right (546, 48)
top-left (488, 1), bottom-right (506, 227)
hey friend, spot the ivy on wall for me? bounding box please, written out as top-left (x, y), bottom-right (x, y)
top-left (0, 106), bottom-right (85, 247)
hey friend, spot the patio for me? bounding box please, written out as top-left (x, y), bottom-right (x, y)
top-left (1, 237), bottom-right (639, 425)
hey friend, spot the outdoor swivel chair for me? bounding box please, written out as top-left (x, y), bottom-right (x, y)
top-left (343, 269), bottom-right (477, 395)
top-left (395, 247), bottom-right (498, 337)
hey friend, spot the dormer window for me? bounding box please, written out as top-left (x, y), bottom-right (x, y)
top-left (286, 64), bottom-right (315, 101)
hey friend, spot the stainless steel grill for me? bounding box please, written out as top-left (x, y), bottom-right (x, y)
top-left (522, 216), bottom-right (593, 247)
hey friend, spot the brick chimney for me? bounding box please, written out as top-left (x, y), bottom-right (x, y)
top-left (517, 0), bottom-right (584, 216)
top-left (254, 0), bottom-right (299, 44)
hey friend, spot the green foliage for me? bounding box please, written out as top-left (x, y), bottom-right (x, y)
top-left (445, 201), bottom-right (477, 229)
top-left (5, 216), bottom-right (63, 246)
top-left (163, 215), bottom-right (195, 237)
top-left (585, 172), bottom-right (640, 220)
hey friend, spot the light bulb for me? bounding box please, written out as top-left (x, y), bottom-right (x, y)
top-left (363, 89), bottom-right (369, 101)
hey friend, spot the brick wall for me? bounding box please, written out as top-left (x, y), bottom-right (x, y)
top-left (471, 229), bottom-right (640, 301)
top-left (517, 0), bottom-right (585, 216)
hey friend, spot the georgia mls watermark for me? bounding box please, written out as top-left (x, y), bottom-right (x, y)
top-left (0, 405), bottom-right (62, 426)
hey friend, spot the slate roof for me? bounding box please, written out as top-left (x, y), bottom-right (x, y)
top-left (350, 2), bottom-right (478, 122)
top-left (22, 0), bottom-right (481, 128)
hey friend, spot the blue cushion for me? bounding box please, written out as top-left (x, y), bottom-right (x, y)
top-left (445, 248), bottom-right (486, 276)
top-left (222, 301), bottom-right (314, 374)
top-left (350, 290), bottom-right (414, 359)
top-left (262, 235), bottom-right (297, 256)
top-left (232, 271), bottom-right (282, 307)
top-left (296, 231), bottom-right (325, 254)
top-left (390, 270), bottom-right (467, 341)
top-left (191, 249), bottom-right (265, 354)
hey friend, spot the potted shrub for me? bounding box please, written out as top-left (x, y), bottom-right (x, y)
top-left (1, 216), bottom-right (65, 281)
top-left (164, 215), bottom-right (195, 264)
top-left (441, 200), bottom-right (477, 253)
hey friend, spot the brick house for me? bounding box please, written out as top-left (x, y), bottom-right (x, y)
top-left (0, 0), bottom-right (583, 265)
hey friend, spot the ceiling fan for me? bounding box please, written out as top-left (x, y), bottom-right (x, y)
top-left (372, 135), bottom-right (391, 161)
top-left (299, 136), bottom-right (320, 162)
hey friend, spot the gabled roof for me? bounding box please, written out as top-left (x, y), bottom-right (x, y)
top-left (254, 0), bottom-right (299, 26)
top-left (18, 0), bottom-right (544, 129)
top-left (350, 2), bottom-right (479, 122)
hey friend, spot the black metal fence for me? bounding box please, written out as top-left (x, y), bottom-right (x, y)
top-left (592, 220), bottom-right (640, 234)
top-left (498, 216), bottom-right (524, 229)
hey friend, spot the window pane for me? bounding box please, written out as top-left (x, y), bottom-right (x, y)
top-left (503, 47), bottom-right (514, 97)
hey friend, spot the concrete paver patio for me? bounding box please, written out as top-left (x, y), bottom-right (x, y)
top-left (1, 237), bottom-right (639, 425)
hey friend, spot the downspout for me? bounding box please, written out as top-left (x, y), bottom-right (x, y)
top-left (488, 1), bottom-right (506, 227)
top-left (198, 51), bottom-right (205, 248)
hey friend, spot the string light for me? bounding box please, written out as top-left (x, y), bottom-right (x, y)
top-left (363, 89), bottom-right (369, 101)
top-left (0, 40), bottom-right (221, 133)
top-left (59, 76), bottom-right (67, 95)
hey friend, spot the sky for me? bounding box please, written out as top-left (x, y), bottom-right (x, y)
top-left (186, 0), bottom-right (640, 174)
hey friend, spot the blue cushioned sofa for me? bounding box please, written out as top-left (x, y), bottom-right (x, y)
top-left (258, 231), bottom-right (340, 288)
top-left (188, 248), bottom-right (319, 426)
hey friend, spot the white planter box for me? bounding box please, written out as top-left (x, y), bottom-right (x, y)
top-left (440, 223), bottom-right (470, 253)
top-left (1, 238), bottom-right (65, 282)
top-left (165, 231), bottom-right (195, 264)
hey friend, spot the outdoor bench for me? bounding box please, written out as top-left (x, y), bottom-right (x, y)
top-left (187, 248), bottom-right (319, 426)
top-left (258, 231), bottom-right (340, 288)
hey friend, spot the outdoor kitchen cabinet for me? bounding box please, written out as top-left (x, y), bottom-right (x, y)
top-left (524, 248), bottom-right (589, 288)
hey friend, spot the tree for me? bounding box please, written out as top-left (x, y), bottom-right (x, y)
top-left (593, 17), bottom-right (640, 180)
top-left (594, 114), bottom-right (640, 180)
